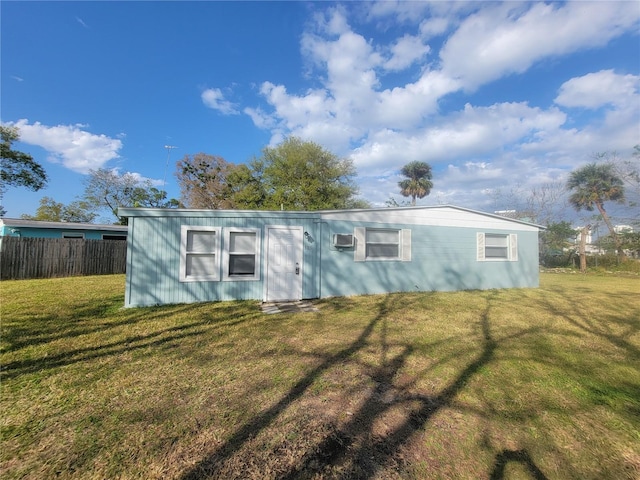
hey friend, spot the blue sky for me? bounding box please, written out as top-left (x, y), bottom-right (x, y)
top-left (2, 1), bottom-right (639, 224)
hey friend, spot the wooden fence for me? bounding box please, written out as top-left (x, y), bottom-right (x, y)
top-left (0, 237), bottom-right (127, 280)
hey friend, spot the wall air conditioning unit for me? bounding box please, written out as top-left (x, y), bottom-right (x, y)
top-left (333, 233), bottom-right (354, 248)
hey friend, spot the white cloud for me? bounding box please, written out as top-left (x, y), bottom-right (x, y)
top-left (555, 70), bottom-right (640, 109)
top-left (201, 88), bottom-right (239, 115)
top-left (259, 82), bottom-right (333, 127)
top-left (383, 34), bottom-right (430, 71)
top-left (419, 17), bottom-right (450, 38)
top-left (76, 16), bottom-right (89, 29)
top-left (365, 1), bottom-right (431, 24)
top-left (440, 2), bottom-right (640, 91)
top-left (243, 106), bottom-right (276, 129)
top-left (6, 119), bottom-right (122, 174)
top-left (373, 70), bottom-right (461, 128)
top-left (243, 2), bottom-right (639, 216)
top-left (350, 102), bottom-right (567, 172)
top-left (364, 0), bottom-right (473, 26)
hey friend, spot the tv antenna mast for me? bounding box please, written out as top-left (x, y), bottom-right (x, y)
top-left (163, 145), bottom-right (177, 189)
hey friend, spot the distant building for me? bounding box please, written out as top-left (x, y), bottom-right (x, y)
top-left (571, 224), bottom-right (637, 256)
top-left (573, 226), bottom-right (592, 245)
top-left (614, 225), bottom-right (633, 234)
top-left (0, 218), bottom-right (128, 240)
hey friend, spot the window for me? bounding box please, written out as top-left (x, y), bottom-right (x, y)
top-left (102, 234), bottom-right (126, 241)
top-left (223, 229), bottom-right (260, 281)
top-left (354, 227), bottom-right (411, 262)
top-left (485, 234), bottom-right (509, 259)
top-left (477, 233), bottom-right (518, 261)
top-left (367, 229), bottom-right (400, 258)
top-left (62, 232), bottom-right (84, 239)
top-left (180, 226), bottom-right (221, 282)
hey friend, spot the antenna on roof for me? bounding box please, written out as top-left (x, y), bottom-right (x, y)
top-left (163, 145), bottom-right (177, 190)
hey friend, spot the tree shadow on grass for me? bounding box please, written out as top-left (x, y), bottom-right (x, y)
top-left (1, 302), bottom-right (259, 380)
top-left (1, 294), bottom-right (129, 353)
top-left (489, 449), bottom-right (548, 480)
top-left (180, 291), bottom-right (549, 480)
top-left (527, 285), bottom-right (639, 359)
top-left (179, 294), bottom-right (397, 480)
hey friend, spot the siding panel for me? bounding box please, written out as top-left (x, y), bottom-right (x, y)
top-left (122, 207), bottom-right (541, 307)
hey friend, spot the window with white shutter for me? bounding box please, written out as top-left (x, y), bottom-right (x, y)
top-left (477, 232), bottom-right (518, 261)
top-left (354, 228), bottom-right (411, 262)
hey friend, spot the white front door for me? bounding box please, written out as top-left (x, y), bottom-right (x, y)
top-left (265, 226), bottom-right (303, 302)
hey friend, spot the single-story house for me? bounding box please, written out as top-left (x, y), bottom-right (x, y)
top-left (0, 218), bottom-right (128, 240)
top-left (119, 205), bottom-right (544, 308)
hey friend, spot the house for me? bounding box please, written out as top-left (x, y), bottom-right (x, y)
top-left (119, 205), bottom-right (544, 308)
top-left (0, 218), bottom-right (128, 240)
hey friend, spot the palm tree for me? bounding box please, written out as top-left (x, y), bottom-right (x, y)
top-left (566, 162), bottom-right (625, 256)
top-left (398, 161), bottom-right (433, 206)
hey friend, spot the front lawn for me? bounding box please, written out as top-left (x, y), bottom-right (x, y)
top-left (1, 273), bottom-right (638, 479)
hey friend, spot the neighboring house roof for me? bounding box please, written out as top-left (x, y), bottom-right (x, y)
top-left (118, 204), bottom-right (546, 230)
top-left (0, 218), bottom-right (128, 232)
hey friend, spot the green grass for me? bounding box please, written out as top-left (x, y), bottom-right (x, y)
top-left (1, 273), bottom-right (639, 479)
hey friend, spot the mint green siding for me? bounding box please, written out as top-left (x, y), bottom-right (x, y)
top-left (123, 211), bottom-right (319, 307)
top-left (0, 219), bottom-right (127, 239)
top-left (120, 206), bottom-right (542, 307)
top-left (318, 221), bottom-right (538, 298)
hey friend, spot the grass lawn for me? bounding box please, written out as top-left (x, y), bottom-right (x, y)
top-left (1, 273), bottom-right (639, 479)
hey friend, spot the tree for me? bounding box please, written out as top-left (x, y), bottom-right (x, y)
top-left (541, 221), bottom-right (576, 251)
top-left (597, 146), bottom-right (640, 216)
top-left (225, 163), bottom-right (266, 210)
top-left (385, 197), bottom-right (411, 208)
top-left (246, 137), bottom-right (365, 210)
top-left (21, 197), bottom-right (63, 221)
top-left (566, 162), bottom-right (626, 256)
top-left (175, 153), bottom-right (235, 209)
top-left (619, 230), bottom-right (640, 257)
top-left (20, 197), bottom-right (97, 223)
top-left (1, 125), bottom-right (48, 215)
top-left (398, 161), bottom-right (433, 206)
top-left (130, 185), bottom-right (180, 209)
top-left (539, 221), bottom-right (577, 267)
top-left (82, 168), bottom-right (177, 224)
top-left (61, 200), bottom-right (98, 223)
top-left (490, 181), bottom-right (569, 225)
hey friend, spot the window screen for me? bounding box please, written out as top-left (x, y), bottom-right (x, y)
top-left (62, 232), bottom-right (84, 239)
top-left (228, 232), bottom-right (256, 276)
top-left (366, 229), bottom-right (400, 259)
top-left (188, 231), bottom-right (217, 252)
top-left (186, 254), bottom-right (217, 277)
top-left (477, 232), bottom-right (518, 261)
top-left (484, 234), bottom-right (509, 259)
top-left (223, 229), bottom-right (260, 281)
top-left (180, 226), bottom-right (221, 282)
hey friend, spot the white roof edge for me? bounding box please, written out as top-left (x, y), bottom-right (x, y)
top-left (118, 205), bottom-right (545, 229)
top-left (0, 218), bottom-right (128, 231)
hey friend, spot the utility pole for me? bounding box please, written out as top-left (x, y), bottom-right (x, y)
top-left (163, 145), bottom-right (177, 190)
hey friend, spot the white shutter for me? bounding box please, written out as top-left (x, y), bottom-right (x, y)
top-left (401, 229), bottom-right (411, 262)
top-left (477, 232), bottom-right (485, 261)
top-left (509, 234), bottom-right (518, 261)
top-left (354, 227), bottom-right (366, 262)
